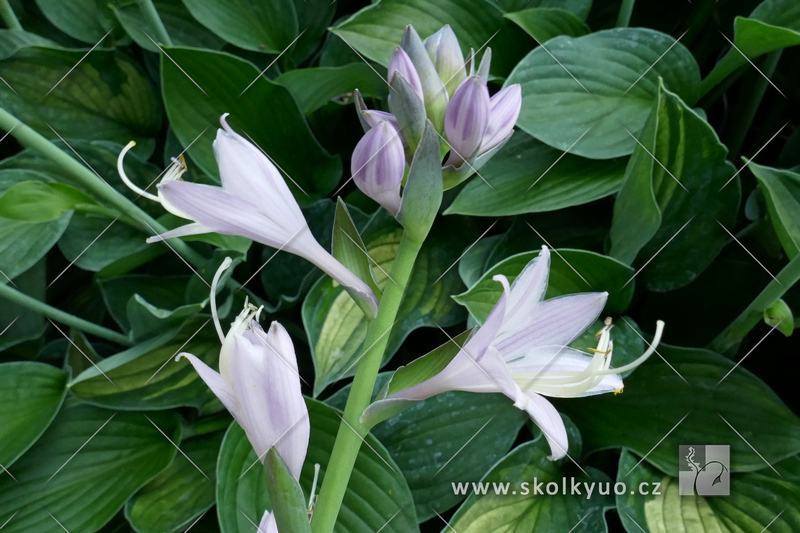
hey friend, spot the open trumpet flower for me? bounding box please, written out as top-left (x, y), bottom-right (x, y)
top-left (373, 247), bottom-right (665, 460)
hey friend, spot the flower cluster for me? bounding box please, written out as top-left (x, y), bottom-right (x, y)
top-left (351, 25), bottom-right (522, 213)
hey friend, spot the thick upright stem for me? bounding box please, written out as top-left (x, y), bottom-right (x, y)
top-left (0, 282), bottom-right (131, 345)
top-left (310, 231), bottom-right (424, 533)
top-left (139, 0), bottom-right (173, 46)
top-left (710, 252), bottom-right (800, 353)
top-left (0, 0), bottom-right (21, 31)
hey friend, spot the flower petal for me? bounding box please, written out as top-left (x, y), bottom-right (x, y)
top-left (177, 353), bottom-right (238, 416)
top-left (502, 246), bottom-right (550, 325)
top-left (444, 76), bottom-right (490, 164)
top-left (351, 121), bottom-right (405, 216)
top-left (230, 330), bottom-right (310, 477)
top-left (146, 222), bottom-right (213, 244)
top-left (214, 115), bottom-right (305, 229)
top-left (495, 292), bottom-right (607, 362)
top-left (480, 84), bottom-right (521, 154)
top-left (515, 390), bottom-right (569, 460)
top-left (257, 511), bottom-right (278, 533)
top-left (388, 47), bottom-right (424, 102)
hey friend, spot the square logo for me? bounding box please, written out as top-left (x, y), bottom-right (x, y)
top-left (678, 445), bottom-right (730, 496)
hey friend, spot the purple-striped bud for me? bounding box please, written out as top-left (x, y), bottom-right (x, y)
top-left (351, 121), bottom-right (405, 216)
top-left (388, 47), bottom-right (424, 103)
top-left (424, 25), bottom-right (466, 97)
top-left (481, 84), bottom-right (521, 153)
top-left (444, 76), bottom-right (490, 166)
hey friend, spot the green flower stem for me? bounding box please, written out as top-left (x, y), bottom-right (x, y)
top-left (724, 50), bottom-right (782, 160)
top-left (616, 0), bottom-right (635, 27)
top-left (0, 0), bottom-right (21, 31)
top-left (138, 0), bottom-right (173, 46)
top-left (0, 281), bottom-right (132, 345)
top-left (311, 230), bottom-right (425, 533)
top-left (710, 251), bottom-right (800, 353)
top-left (0, 106), bottom-right (204, 266)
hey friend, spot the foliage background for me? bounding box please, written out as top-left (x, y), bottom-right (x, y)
top-left (0, 0), bottom-right (799, 531)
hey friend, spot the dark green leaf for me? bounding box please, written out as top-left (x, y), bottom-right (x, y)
top-left (217, 398), bottom-right (418, 532)
top-left (609, 82), bottom-right (739, 291)
top-left (161, 47), bottom-right (341, 201)
top-left (495, 0), bottom-right (592, 21)
top-left (275, 63), bottom-right (387, 115)
top-left (126, 433), bottom-right (222, 533)
top-left (182, 0), bottom-right (298, 53)
top-left (454, 249), bottom-right (635, 323)
top-left (0, 362), bottom-right (67, 468)
top-left (446, 131), bottom-right (627, 216)
top-left (0, 404), bottom-right (180, 533)
top-left (292, 0), bottom-right (336, 62)
top-left (560, 345), bottom-right (800, 475)
top-left (33, 0), bottom-right (115, 43)
top-left (0, 47), bottom-right (161, 147)
top-left (0, 29), bottom-right (56, 60)
top-left (505, 8), bottom-right (590, 42)
top-left (0, 181), bottom-right (95, 222)
top-left (506, 28), bottom-right (700, 159)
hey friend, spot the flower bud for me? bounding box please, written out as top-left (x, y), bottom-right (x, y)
top-left (480, 84), bottom-right (521, 153)
top-left (444, 76), bottom-right (490, 166)
top-left (388, 47), bottom-right (424, 103)
top-left (424, 25), bottom-right (466, 97)
top-left (351, 121), bottom-right (405, 216)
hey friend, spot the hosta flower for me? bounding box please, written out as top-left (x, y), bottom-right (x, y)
top-left (351, 120), bottom-right (405, 216)
top-left (375, 247), bottom-right (664, 460)
top-left (178, 258), bottom-right (310, 477)
top-left (388, 47), bottom-right (424, 103)
top-left (118, 114), bottom-right (378, 318)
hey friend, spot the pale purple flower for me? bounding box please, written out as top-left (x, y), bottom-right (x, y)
top-left (117, 114), bottom-right (378, 319)
top-left (424, 25), bottom-right (466, 97)
top-left (388, 47), bottom-right (424, 103)
top-left (444, 76), bottom-right (490, 166)
top-left (257, 512), bottom-right (277, 533)
top-left (372, 247), bottom-right (664, 460)
top-left (351, 120), bottom-right (405, 216)
top-left (481, 84), bottom-right (522, 154)
top-left (178, 258), bottom-right (310, 476)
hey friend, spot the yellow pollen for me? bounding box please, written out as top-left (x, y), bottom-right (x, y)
top-left (614, 389), bottom-right (623, 396)
top-left (588, 347), bottom-right (611, 354)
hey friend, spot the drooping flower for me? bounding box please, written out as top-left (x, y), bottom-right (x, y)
top-left (351, 120), bottom-right (405, 216)
top-left (117, 114), bottom-right (378, 319)
top-left (178, 258), bottom-right (310, 477)
top-left (372, 247), bottom-right (665, 460)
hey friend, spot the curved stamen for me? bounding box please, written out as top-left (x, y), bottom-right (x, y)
top-left (117, 141), bottom-right (160, 202)
top-left (596, 321), bottom-right (665, 376)
top-left (211, 257), bottom-right (234, 343)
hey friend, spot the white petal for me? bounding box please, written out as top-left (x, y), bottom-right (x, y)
top-left (230, 334), bottom-right (309, 478)
top-left (515, 390), bottom-right (569, 460)
top-left (495, 292), bottom-right (607, 362)
top-left (214, 115), bottom-right (305, 229)
top-left (158, 180), bottom-right (301, 248)
top-left (257, 511), bottom-right (278, 533)
top-left (177, 353), bottom-right (238, 416)
top-left (145, 222), bottom-right (212, 243)
top-left (503, 246), bottom-right (550, 323)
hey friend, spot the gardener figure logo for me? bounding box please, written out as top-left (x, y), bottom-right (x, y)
top-left (678, 445), bottom-right (730, 496)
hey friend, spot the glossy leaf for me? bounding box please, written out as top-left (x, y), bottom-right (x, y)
top-left (446, 131), bottom-right (627, 216)
top-left (0, 47), bottom-right (162, 147)
top-left (0, 404), bottom-right (180, 533)
top-left (217, 398), bottom-right (418, 532)
top-left (506, 28), bottom-right (700, 159)
top-left (454, 249), bottom-right (635, 324)
top-left (0, 181), bottom-right (95, 222)
top-left (111, 0), bottom-right (224, 52)
top-left (125, 433), bottom-right (222, 533)
top-left (505, 8), bottom-right (590, 43)
top-left (33, 0), bottom-right (115, 43)
top-left (0, 362), bottom-right (67, 469)
top-left (560, 345), bottom-right (800, 475)
top-left (69, 325), bottom-right (220, 410)
top-left (160, 47), bottom-right (341, 201)
top-left (750, 162), bottom-right (800, 259)
top-left (183, 0), bottom-right (298, 53)
top-left (494, 0), bottom-right (592, 20)
top-left (0, 30), bottom-right (56, 60)
top-left (275, 63), bottom-right (387, 115)
top-left (609, 83), bottom-right (738, 291)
